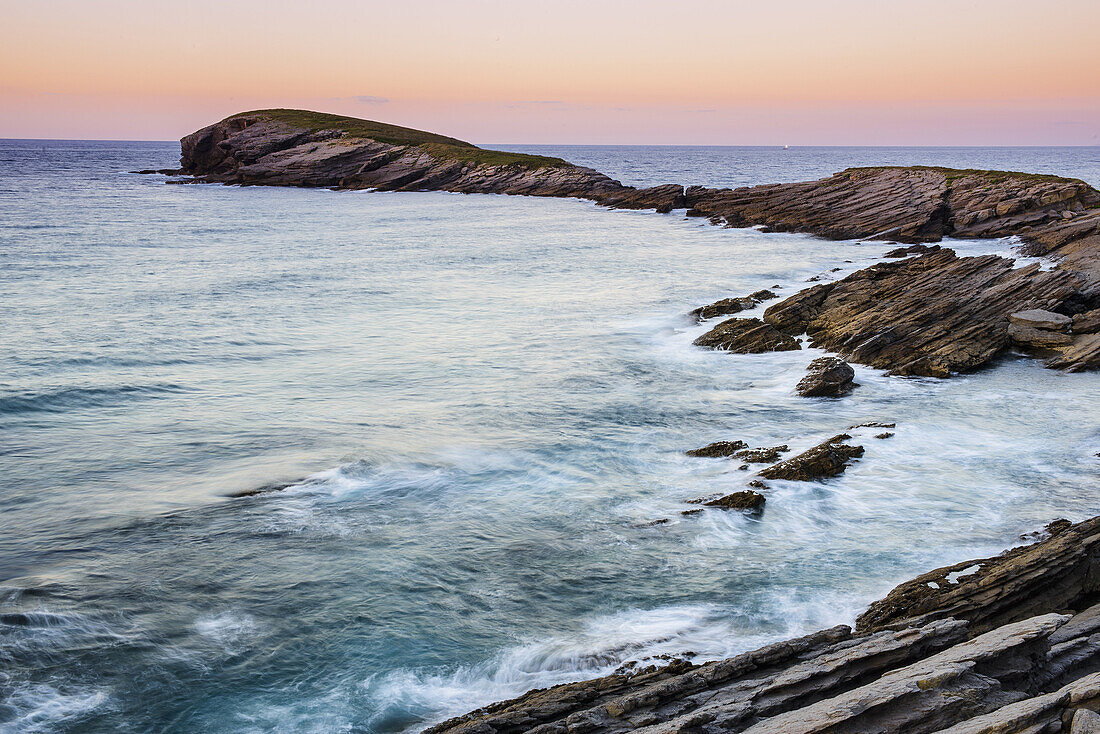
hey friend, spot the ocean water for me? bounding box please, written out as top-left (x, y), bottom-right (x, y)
top-left (2, 140), bottom-right (1100, 733)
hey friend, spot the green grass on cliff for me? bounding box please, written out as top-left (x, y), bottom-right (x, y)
top-left (230, 109), bottom-right (571, 170)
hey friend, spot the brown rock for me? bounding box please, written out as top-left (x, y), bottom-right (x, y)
top-left (735, 445), bottom-right (789, 463)
top-left (884, 244), bottom-right (942, 258)
top-left (1009, 322), bottom-right (1075, 349)
top-left (1047, 333), bottom-right (1100, 372)
top-left (795, 356), bottom-right (858, 397)
top-left (685, 440), bottom-right (747, 458)
top-left (763, 249), bottom-right (1085, 377)
top-left (1072, 308), bottom-right (1100, 334)
top-left (694, 317), bottom-right (801, 353)
top-left (703, 490), bottom-right (766, 511)
top-left (758, 434), bottom-right (864, 481)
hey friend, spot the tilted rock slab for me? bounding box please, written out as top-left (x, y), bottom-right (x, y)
top-left (762, 249), bottom-right (1087, 376)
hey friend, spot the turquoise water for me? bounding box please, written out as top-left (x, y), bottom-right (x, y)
top-left (2, 141), bottom-right (1099, 732)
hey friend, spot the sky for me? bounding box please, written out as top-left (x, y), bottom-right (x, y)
top-left (1, 0), bottom-right (1098, 145)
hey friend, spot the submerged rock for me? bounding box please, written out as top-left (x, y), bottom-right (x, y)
top-left (685, 440), bottom-right (747, 458)
top-left (735, 446), bottom-right (789, 463)
top-left (693, 317), bottom-right (801, 353)
top-left (758, 434), bottom-right (864, 481)
top-left (795, 356), bottom-right (857, 397)
top-left (703, 490), bottom-right (766, 511)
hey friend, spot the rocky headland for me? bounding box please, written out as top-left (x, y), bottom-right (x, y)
top-left (170, 110), bottom-right (1100, 377)
top-left (161, 111), bottom-right (1100, 732)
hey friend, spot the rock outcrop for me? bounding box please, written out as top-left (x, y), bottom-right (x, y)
top-left (426, 515), bottom-right (1100, 734)
top-left (762, 249), bottom-right (1090, 376)
top-left (703, 490), bottom-right (766, 511)
top-left (796, 357), bottom-right (858, 397)
top-left (757, 434), bottom-right (864, 481)
top-left (685, 440), bottom-right (747, 458)
top-left (690, 290), bottom-right (778, 322)
top-left (693, 318), bottom-right (801, 354)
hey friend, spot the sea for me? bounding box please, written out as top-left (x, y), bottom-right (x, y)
top-left (2, 141), bottom-right (1100, 733)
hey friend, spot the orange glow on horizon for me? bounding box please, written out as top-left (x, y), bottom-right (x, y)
top-left (2, 0), bottom-right (1098, 144)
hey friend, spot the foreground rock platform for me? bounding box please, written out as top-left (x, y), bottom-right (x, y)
top-left (425, 514), bottom-right (1100, 734)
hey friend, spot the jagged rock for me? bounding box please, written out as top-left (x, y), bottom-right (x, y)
top-left (689, 297), bottom-right (756, 321)
top-left (758, 434), bottom-right (864, 481)
top-left (747, 480), bottom-right (769, 490)
top-left (685, 440), bottom-right (747, 458)
top-left (852, 422), bottom-right (896, 429)
top-left (704, 490), bottom-right (766, 511)
top-left (1073, 309), bottom-right (1100, 334)
top-left (885, 244), bottom-right (943, 258)
top-left (762, 249), bottom-right (1086, 377)
top-left (856, 515), bottom-right (1100, 636)
top-left (693, 318), bottom-right (801, 353)
top-left (796, 356), bottom-right (858, 397)
top-left (1009, 322), bottom-right (1075, 348)
top-left (876, 432), bottom-right (894, 439)
top-left (690, 290), bottom-right (778, 321)
top-left (680, 508), bottom-right (703, 516)
top-left (1009, 309), bottom-right (1073, 331)
top-left (735, 446), bottom-right (789, 463)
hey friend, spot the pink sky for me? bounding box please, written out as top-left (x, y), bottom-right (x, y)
top-left (2, 0), bottom-right (1098, 144)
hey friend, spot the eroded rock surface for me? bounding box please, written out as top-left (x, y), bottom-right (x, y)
top-left (685, 440), bottom-right (747, 458)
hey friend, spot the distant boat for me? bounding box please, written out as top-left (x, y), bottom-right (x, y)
top-left (783, 145), bottom-right (790, 150)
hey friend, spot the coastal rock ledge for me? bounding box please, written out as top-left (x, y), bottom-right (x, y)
top-left (425, 514), bottom-right (1100, 734)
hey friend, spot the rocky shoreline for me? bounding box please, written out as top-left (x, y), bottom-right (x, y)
top-left (159, 110), bottom-right (1100, 732)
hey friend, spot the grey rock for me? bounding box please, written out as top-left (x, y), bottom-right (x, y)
top-left (1009, 309), bottom-right (1072, 331)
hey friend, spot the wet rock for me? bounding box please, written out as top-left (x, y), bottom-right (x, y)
top-left (430, 515), bottom-right (1100, 734)
top-left (227, 480), bottom-right (297, 498)
top-left (738, 464), bottom-right (750, 470)
top-left (1009, 308), bottom-right (1073, 331)
top-left (703, 490), bottom-right (766, 511)
top-left (747, 479), bottom-right (769, 490)
top-left (644, 518), bottom-right (670, 527)
top-left (876, 432), bottom-right (895, 439)
top-left (852, 421), bottom-right (897, 429)
top-left (1019, 518), bottom-right (1073, 544)
top-left (735, 445), bottom-right (789, 463)
top-left (1073, 308), bottom-right (1100, 334)
top-left (884, 243), bottom-right (943, 258)
top-left (693, 317), bottom-right (801, 353)
top-left (758, 434), bottom-right (864, 481)
top-left (856, 515), bottom-right (1100, 636)
top-left (685, 440), bottom-right (747, 458)
top-left (689, 297), bottom-right (755, 321)
top-left (690, 290), bottom-right (779, 321)
top-left (795, 356), bottom-right (858, 397)
top-left (680, 508), bottom-right (704, 516)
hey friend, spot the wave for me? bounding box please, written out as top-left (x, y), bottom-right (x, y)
top-left (0, 382), bottom-right (192, 415)
top-left (366, 599), bottom-right (856, 732)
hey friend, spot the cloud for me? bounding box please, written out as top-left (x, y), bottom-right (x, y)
top-left (350, 95), bottom-right (389, 105)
